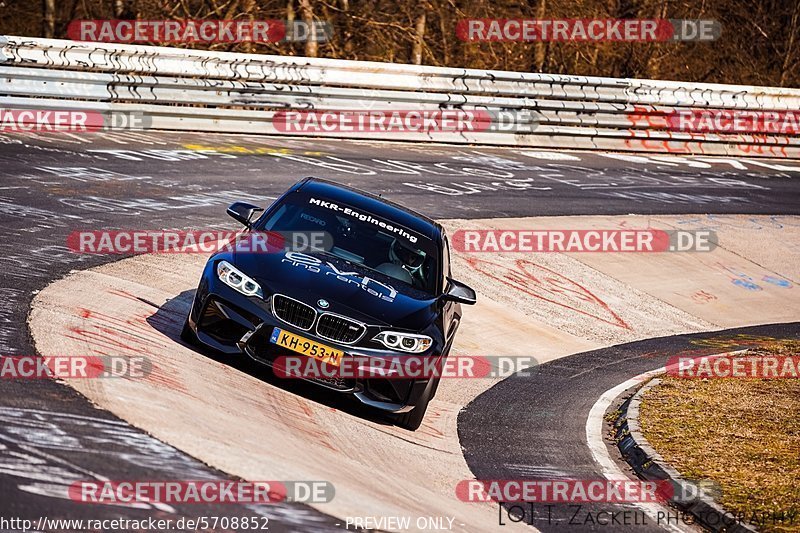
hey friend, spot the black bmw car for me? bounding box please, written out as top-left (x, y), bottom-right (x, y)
top-left (182, 177), bottom-right (476, 430)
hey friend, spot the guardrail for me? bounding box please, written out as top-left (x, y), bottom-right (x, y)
top-left (2, 35), bottom-right (799, 157)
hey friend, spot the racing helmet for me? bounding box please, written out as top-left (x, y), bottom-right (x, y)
top-left (389, 239), bottom-right (426, 276)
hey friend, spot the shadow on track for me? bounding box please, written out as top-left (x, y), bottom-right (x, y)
top-left (146, 289), bottom-right (394, 428)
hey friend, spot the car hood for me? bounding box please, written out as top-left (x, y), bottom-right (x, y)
top-left (230, 250), bottom-right (438, 329)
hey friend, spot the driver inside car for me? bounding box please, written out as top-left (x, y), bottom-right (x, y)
top-left (388, 238), bottom-right (428, 289)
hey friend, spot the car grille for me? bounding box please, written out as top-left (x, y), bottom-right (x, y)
top-left (316, 313), bottom-right (366, 344)
top-left (311, 374), bottom-right (354, 391)
top-left (272, 294), bottom-right (316, 330)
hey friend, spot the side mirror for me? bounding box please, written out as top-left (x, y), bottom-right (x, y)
top-left (441, 277), bottom-right (477, 305)
top-left (227, 202), bottom-right (263, 227)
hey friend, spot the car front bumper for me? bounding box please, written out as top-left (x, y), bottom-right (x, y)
top-left (187, 269), bottom-right (438, 414)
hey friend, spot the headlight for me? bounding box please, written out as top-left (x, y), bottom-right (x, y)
top-left (373, 331), bottom-right (432, 353)
top-left (217, 260), bottom-right (263, 298)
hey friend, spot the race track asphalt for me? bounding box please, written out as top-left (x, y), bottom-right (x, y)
top-left (1, 130), bottom-right (799, 530)
top-left (458, 323), bottom-right (800, 532)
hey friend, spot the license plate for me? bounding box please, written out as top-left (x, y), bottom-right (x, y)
top-left (269, 328), bottom-right (344, 367)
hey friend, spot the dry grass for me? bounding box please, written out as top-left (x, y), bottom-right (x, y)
top-left (638, 340), bottom-right (800, 533)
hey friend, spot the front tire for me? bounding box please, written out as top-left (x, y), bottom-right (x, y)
top-left (396, 377), bottom-right (439, 431)
top-left (180, 317), bottom-right (197, 345)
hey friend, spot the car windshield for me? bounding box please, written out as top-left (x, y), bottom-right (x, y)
top-left (258, 193), bottom-right (440, 295)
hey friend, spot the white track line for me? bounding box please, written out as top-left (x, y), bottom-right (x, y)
top-left (585, 367), bottom-right (686, 533)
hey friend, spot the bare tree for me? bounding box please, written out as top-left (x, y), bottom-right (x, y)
top-left (43, 0), bottom-right (55, 37)
top-left (780, 0), bottom-right (800, 86)
top-left (240, 0), bottom-right (256, 53)
top-left (532, 0), bottom-right (547, 71)
top-left (411, 7), bottom-right (426, 65)
top-left (298, 0), bottom-right (318, 57)
top-left (340, 0), bottom-right (354, 57)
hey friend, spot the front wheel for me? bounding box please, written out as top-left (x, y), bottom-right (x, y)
top-left (180, 317), bottom-right (197, 345)
top-left (395, 377), bottom-right (439, 431)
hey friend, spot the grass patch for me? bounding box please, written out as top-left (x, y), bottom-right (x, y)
top-left (638, 340), bottom-right (800, 532)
